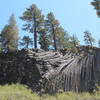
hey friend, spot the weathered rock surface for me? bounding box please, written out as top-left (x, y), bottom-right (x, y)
top-left (0, 47), bottom-right (100, 93)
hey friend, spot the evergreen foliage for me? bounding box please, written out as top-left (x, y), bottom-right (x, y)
top-left (20, 36), bottom-right (33, 48)
top-left (20, 4), bottom-right (81, 51)
top-left (20, 4), bottom-right (44, 49)
top-left (46, 12), bottom-right (59, 50)
top-left (98, 39), bottom-right (100, 47)
top-left (0, 14), bottom-right (18, 52)
top-left (91, 0), bottom-right (100, 17)
top-left (70, 34), bottom-right (79, 47)
top-left (56, 27), bottom-right (70, 50)
top-left (84, 30), bottom-right (95, 47)
top-left (39, 28), bottom-right (50, 51)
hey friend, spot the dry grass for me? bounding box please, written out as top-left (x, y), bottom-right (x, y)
top-left (0, 84), bottom-right (100, 100)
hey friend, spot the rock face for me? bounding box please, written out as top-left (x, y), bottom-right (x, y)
top-left (0, 47), bottom-right (100, 93)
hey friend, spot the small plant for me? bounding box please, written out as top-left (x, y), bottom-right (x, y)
top-left (88, 49), bottom-right (93, 53)
top-left (34, 53), bottom-right (39, 57)
top-left (79, 53), bottom-right (84, 59)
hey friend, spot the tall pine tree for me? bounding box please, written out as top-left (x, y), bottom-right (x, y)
top-left (46, 12), bottom-right (59, 50)
top-left (56, 27), bottom-right (69, 50)
top-left (84, 30), bottom-right (95, 47)
top-left (39, 28), bottom-right (50, 50)
top-left (20, 4), bottom-right (44, 49)
top-left (1, 14), bottom-right (18, 52)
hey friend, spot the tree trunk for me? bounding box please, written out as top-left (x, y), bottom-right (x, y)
top-left (89, 39), bottom-right (93, 48)
top-left (54, 33), bottom-right (57, 50)
top-left (34, 30), bottom-right (37, 49)
top-left (52, 25), bottom-right (57, 50)
top-left (34, 17), bottom-right (37, 49)
top-left (90, 41), bottom-right (93, 48)
top-left (26, 42), bottom-right (28, 48)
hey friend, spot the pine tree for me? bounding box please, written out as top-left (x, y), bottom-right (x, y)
top-left (20, 4), bottom-right (44, 49)
top-left (20, 36), bottom-right (33, 48)
top-left (9, 14), bottom-right (17, 28)
top-left (39, 28), bottom-right (50, 51)
top-left (46, 12), bottom-right (59, 50)
top-left (56, 27), bottom-right (69, 50)
top-left (1, 14), bottom-right (18, 52)
top-left (0, 34), bottom-right (2, 53)
top-left (98, 39), bottom-right (100, 47)
top-left (70, 34), bottom-right (79, 47)
top-left (91, 0), bottom-right (100, 17)
top-left (84, 30), bottom-right (95, 47)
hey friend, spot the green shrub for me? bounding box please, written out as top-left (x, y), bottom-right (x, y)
top-left (34, 53), bottom-right (39, 57)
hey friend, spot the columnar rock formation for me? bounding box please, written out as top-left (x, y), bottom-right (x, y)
top-left (0, 47), bottom-right (100, 93)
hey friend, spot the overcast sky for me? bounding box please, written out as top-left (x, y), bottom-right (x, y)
top-left (0, 0), bottom-right (100, 46)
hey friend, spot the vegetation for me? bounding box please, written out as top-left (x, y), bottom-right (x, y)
top-left (91, 0), bottom-right (100, 17)
top-left (1, 84), bottom-right (100, 100)
top-left (46, 12), bottom-right (59, 50)
top-left (84, 30), bottom-right (95, 47)
top-left (0, 3), bottom-right (99, 52)
top-left (70, 34), bottom-right (79, 48)
top-left (0, 84), bottom-right (39, 100)
top-left (0, 1), bottom-right (100, 98)
top-left (20, 36), bottom-right (33, 48)
top-left (98, 39), bottom-right (100, 48)
top-left (20, 4), bottom-right (44, 49)
top-left (0, 14), bottom-right (18, 52)
top-left (19, 4), bottom-right (81, 51)
top-left (39, 28), bottom-right (50, 50)
top-left (56, 27), bottom-right (70, 50)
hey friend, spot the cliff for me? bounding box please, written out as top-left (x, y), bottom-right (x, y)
top-left (0, 47), bottom-right (100, 93)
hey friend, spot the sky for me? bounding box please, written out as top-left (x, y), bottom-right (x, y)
top-left (0, 0), bottom-right (100, 46)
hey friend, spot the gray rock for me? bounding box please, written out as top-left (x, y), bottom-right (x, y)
top-left (0, 47), bottom-right (100, 93)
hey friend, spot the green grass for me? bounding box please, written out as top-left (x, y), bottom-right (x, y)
top-left (0, 84), bottom-right (100, 100)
